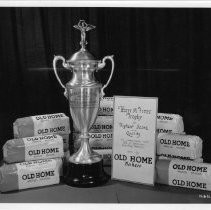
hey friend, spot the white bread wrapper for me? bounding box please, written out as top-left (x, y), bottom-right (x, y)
top-left (157, 156), bottom-right (203, 163)
top-left (3, 134), bottom-right (64, 163)
top-left (157, 133), bottom-right (202, 160)
top-left (98, 97), bottom-right (114, 116)
top-left (157, 113), bottom-right (184, 134)
top-left (74, 132), bottom-right (112, 149)
top-left (156, 159), bottom-right (211, 191)
top-left (0, 158), bottom-right (62, 192)
top-left (13, 113), bottom-right (70, 151)
top-left (89, 116), bottom-right (113, 133)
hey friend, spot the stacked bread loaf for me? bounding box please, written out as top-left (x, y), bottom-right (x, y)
top-left (0, 113), bottom-right (70, 192)
top-left (156, 113), bottom-right (203, 161)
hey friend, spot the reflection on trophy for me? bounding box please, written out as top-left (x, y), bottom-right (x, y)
top-left (53, 20), bottom-right (114, 187)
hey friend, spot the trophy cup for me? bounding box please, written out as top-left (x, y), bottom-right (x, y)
top-left (53, 20), bottom-right (114, 187)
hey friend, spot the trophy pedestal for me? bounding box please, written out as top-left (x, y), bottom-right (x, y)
top-left (64, 159), bottom-right (109, 187)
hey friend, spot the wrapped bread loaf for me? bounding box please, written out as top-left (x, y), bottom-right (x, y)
top-left (13, 113), bottom-right (70, 151)
top-left (89, 116), bottom-right (113, 133)
top-left (157, 113), bottom-right (184, 134)
top-left (13, 113), bottom-right (70, 137)
top-left (157, 156), bottom-right (203, 163)
top-left (157, 133), bottom-right (202, 160)
top-left (3, 134), bottom-right (64, 163)
top-left (0, 158), bottom-right (62, 192)
top-left (98, 97), bottom-right (114, 116)
top-left (156, 159), bottom-right (211, 191)
top-left (74, 132), bottom-right (113, 149)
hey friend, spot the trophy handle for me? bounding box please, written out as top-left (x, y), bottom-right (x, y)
top-left (53, 55), bottom-right (69, 98)
top-left (98, 55), bottom-right (114, 97)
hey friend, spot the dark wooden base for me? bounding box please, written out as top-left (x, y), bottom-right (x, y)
top-left (63, 159), bottom-right (110, 188)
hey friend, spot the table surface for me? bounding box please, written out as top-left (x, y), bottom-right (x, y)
top-left (0, 167), bottom-right (211, 203)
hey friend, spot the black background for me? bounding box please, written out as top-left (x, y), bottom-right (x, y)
top-left (0, 7), bottom-right (211, 162)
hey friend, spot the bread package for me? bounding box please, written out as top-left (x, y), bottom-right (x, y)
top-left (74, 132), bottom-right (112, 149)
top-left (3, 134), bottom-right (64, 163)
top-left (13, 113), bottom-right (70, 137)
top-left (157, 133), bottom-right (202, 160)
top-left (89, 116), bottom-right (113, 133)
top-left (157, 113), bottom-right (184, 134)
top-left (157, 156), bottom-right (203, 163)
top-left (13, 113), bottom-right (70, 151)
top-left (0, 158), bottom-right (62, 192)
top-left (98, 97), bottom-right (114, 116)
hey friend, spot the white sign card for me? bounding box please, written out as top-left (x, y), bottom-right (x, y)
top-left (112, 96), bottom-right (158, 185)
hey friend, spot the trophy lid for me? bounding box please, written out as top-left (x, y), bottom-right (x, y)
top-left (67, 20), bottom-right (96, 63)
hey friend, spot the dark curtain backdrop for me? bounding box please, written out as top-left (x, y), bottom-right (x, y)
top-left (0, 7), bottom-right (211, 161)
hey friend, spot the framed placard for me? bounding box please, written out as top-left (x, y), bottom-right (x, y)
top-left (112, 96), bottom-right (158, 185)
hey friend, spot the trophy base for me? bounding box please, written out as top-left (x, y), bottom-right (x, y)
top-left (64, 159), bottom-right (110, 188)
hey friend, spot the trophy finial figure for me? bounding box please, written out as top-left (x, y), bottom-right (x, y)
top-left (74, 20), bottom-right (96, 51)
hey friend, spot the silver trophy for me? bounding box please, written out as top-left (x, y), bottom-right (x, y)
top-left (53, 20), bottom-right (114, 187)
